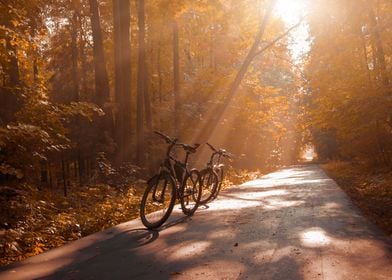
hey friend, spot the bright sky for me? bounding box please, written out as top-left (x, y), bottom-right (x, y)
top-left (274, 0), bottom-right (311, 64)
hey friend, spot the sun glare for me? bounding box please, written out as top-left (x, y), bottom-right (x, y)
top-left (274, 0), bottom-right (310, 64)
top-left (275, 0), bottom-right (308, 24)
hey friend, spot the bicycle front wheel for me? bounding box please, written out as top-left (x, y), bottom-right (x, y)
top-left (180, 170), bottom-right (202, 216)
top-left (212, 168), bottom-right (224, 200)
top-left (199, 168), bottom-right (219, 204)
top-left (140, 173), bottom-right (176, 229)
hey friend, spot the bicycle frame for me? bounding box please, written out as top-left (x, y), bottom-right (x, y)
top-left (206, 143), bottom-right (226, 170)
top-left (153, 132), bottom-right (198, 198)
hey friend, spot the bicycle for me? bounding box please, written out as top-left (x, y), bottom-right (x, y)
top-left (199, 143), bottom-right (231, 204)
top-left (140, 131), bottom-right (202, 229)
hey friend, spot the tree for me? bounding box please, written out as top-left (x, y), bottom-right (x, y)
top-left (172, 20), bottom-right (180, 136)
top-left (136, 0), bottom-right (146, 165)
top-left (113, 0), bottom-right (132, 163)
top-left (88, 0), bottom-right (112, 127)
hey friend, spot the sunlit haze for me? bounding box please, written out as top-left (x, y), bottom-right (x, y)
top-left (275, 0), bottom-right (308, 25)
top-left (274, 0), bottom-right (310, 63)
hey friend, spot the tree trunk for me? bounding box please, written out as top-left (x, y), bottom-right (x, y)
top-left (172, 20), bottom-right (180, 136)
top-left (360, 30), bottom-right (373, 87)
top-left (1, 34), bottom-right (21, 123)
top-left (88, 0), bottom-right (112, 120)
top-left (144, 65), bottom-right (153, 133)
top-left (70, 11), bottom-right (80, 102)
top-left (157, 30), bottom-right (163, 104)
top-left (368, 5), bottom-right (389, 88)
top-left (78, 13), bottom-right (89, 100)
top-left (113, 0), bottom-right (132, 162)
top-left (143, 6), bottom-right (153, 133)
top-left (136, 0), bottom-right (146, 165)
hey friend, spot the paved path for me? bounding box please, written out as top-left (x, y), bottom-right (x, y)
top-left (1, 164), bottom-right (391, 279)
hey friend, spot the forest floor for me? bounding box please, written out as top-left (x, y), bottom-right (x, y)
top-left (321, 161), bottom-right (392, 237)
top-left (0, 168), bottom-right (263, 266)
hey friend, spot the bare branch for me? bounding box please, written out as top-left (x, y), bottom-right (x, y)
top-left (253, 17), bottom-right (305, 58)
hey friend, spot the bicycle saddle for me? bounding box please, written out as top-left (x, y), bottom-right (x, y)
top-left (181, 143), bottom-right (200, 154)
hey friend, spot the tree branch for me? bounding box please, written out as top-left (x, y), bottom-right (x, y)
top-left (252, 17), bottom-right (305, 58)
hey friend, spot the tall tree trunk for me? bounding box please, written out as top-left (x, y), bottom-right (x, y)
top-left (157, 29), bottom-right (163, 104)
top-left (78, 13), bottom-right (89, 100)
top-left (88, 0), bottom-right (112, 119)
top-left (360, 30), bottom-right (373, 87)
top-left (143, 6), bottom-right (153, 133)
top-left (113, 0), bottom-right (132, 162)
top-left (70, 11), bottom-right (80, 102)
top-left (136, 0), bottom-right (146, 165)
top-left (144, 66), bottom-right (153, 133)
top-left (368, 5), bottom-right (389, 88)
top-left (172, 20), bottom-right (180, 136)
top-left (1, 34), bottom-right (21, 124)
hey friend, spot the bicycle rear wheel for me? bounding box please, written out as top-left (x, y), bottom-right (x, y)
top-left (198, 168), bottom-right (218, 204)
top-left (180, 170), bottom-right (202, 216)
top-left (212, 168), bottom-right (224, 200)
top-left (140, 173), bottom-right (176, 229)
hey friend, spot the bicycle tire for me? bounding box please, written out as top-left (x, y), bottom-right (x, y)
top-left (198, 168), bottom-right (219, 204)
top-left (140, 172), bottom-right (176, 229)
top-left (180, 170), bottom-right (202, 215)
top-left (212, 168), bottom-right (224, 200)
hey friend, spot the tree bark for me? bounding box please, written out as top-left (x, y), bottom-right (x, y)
top-left (172, 20), bottom-right (180, 136)
top-left (89, 0), bottom-right (111, 107)
top-left (368, 4), bottom-right (389, 88)
top-left (1, 32), bottom-right (21, 124)
top-left (78, 12), bottom-right (89, 100)
top-left (113, 0), bottom-right (132, 162)
top-left (136, 0), bottom-right (146, 165)
top-left (70, 11), bottom-right (80, 102)
top-left (144, 65), bottom-right (153, 133)
top-left (143, 6), bottom-right (152, 134)
top-left (157, 29), bottom-right (163, 104)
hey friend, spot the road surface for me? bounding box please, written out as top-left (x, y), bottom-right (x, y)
top-left (1, 164), bottom-right (391, 279)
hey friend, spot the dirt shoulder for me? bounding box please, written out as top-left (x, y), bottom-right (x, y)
top-left (321, 161), bottom-right (392, 237)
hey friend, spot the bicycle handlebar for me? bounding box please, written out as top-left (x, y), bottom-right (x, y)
top-left (207, 142), bottom-right (231, 158)
top-left (154, 130), bottom-right (200, 155)
top-left (206, 142), bottom-right (217, 152)
top-left (222, 152), bottom-right (231, 158)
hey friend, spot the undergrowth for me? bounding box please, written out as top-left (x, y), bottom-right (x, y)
top-left (322, 161), bottom-right (392, 237)
top-left (0, 182), bottom-right (144, 266)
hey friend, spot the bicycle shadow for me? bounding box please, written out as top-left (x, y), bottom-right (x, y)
top-left (196, 204), bottom-right (210, 211)
top-left (158, 215), bottom-right (191, 231)
top-left (106, 215), bottom-right (190, 251)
